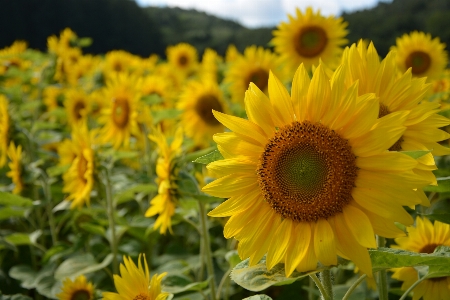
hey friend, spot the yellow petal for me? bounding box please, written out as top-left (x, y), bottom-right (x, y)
top-left (314, 218), bottom-right (337, 266)
top-left (202, 174), bottom-right (258, 198)
top-left (356, 152), bottom-right (417, 173)
top-left (343, 205), bottom-right (376, 248)
top-left (284, 222), bottom-right (311, 277)
top-left (208, 189), bottom-right (261, 217)
top-left (291, 64), bottom-right (310, 121)
top-left (306, 65), bottom-right (331, 123)
top-left (266, 219), bottom-right (293, 270)
top-left (244, 85), bottom-right (275, 137)
top-left (268, 71), bottom-right (294, 126)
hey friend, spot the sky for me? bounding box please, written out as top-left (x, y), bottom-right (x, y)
top-left (135, 0), bottom-right (391, 28)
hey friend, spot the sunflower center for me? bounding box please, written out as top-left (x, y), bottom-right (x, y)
top-left (133, 293), bottom-right (149, 300)
top-left (73, 100), bottom-right (86, 120)
top-left (378, 104), bottom-right (403, 151)
top-left (194, 94), bottom-right (223, 126)
top-left (419, 243), bottom-right (440, 254)
top-left (178, 54), bottom-right (188, 67)
top-left (77, 154), bottom-right (88, 184)
top-left (257, 121), bottom-right (358, 222)
top-left (70, 289), bottom-right (91, 300)
top-left (113, 62), bottom-right (123, 72)
top-left (295, 26), bottom-right (328, 58)
top-left (405, 51), bottom-right (431, 75)
top-left (112, 97), bottom-right (130, 128)
top-left (246, 68), bottom-right (269, 91)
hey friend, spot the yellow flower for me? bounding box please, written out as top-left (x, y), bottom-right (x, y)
top-left (64, 88), bottom-right (90, 128)
top-left (62, 126), bottom-right (95, 209)
top-left (6, 142), bottom-right (23, 195)
top-left (177, 79), bottom-right (227, 146)
top-left (43, 86), bottom-right (63, 114)
top-left (391, 217), bottom-right (450, 300)
top-left (203, 64), bottom-right (430, 277)
top-left (166, 43), bottom-right (198, 78)
top-left (341, 41), bottom-right (450, 188)
top-left (141, 74), bottom-right (175, 108)
top-left (271, 7), bottom-right (348, 73)
top-left (57, 275), bottom-right (94, 300)
top-left (145, 127), bottom-right (183, 235)
top-left (225, 44), bottom-right (241, 63)
top-left (392, 31), bottom-right (448, 81)
top-left (200, 48), bottom-right (222, 82)
top-left (47, 28), bottom-right (78, 55)
top-left (102, 50), bottom-right (142, 78)
top-left (429, 69), bottom-right (450, 103)
top-left (102, 254), bottom-right (169, 300)
top-left (224, 45), bottom-right (286, 103)
top-left (0, 95), bottom-right (10, 167)
top-left (0, 40), bottom-right (29, 75)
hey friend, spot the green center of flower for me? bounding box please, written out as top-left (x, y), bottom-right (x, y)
top-left (257, 121), bottom-right (358, 222)
top-left (246, 68), bottom-right (269, 91)
top-left (378, 104), bottom-right (403, 151)
top-left (71, 289), bottom-right (91, 300)
top-left (112, 97), bottom-right (130, 129)
top-left (194, 94), bottom-right (223, 126)
top-left (295, 26), bottom-right (328, 58)
top-left (405, 51), bottom-right (431, 75)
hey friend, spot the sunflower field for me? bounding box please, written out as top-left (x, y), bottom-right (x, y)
top-left (2, 6), bottom-right (450, 300)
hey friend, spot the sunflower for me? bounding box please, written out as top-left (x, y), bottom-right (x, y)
top-left (200, 48), bottom-right (221, 82)
top-left (391, 217), bottom-right (450, 300)
top-left (224, 45), bottom-right (285, 103)
top-left (271, 7), bottom-right (348, 73)
top-left (102, 50), bottom-right (142, 78)
top-left (64, 88), bottom-right (90, 128)
top-left (57, 275), bottom-right (94, 300)
top-left (225, 44), bottom-right (241, 63)
top-left (392, 31), bottom-right (448, 81)
top-left (177, 79), bottom-right (226, 145)
top-left (141, 74), bottom-right (175, 108)
top-left (0, 95), bottom-right (10, 168)
top-left (62, 126), bottom-right (95, 209)
top-left (6, 142), bottom-right (23, 195)
top-left (97, 73), bottom-right (143, 149)
top-left (429, 69), bottom-right (450, 103)
top-left (0, 40), bottom-right (30, 75)
top-left (203, 64), bottom-right (431, 277)
top-left (166, 43), bottom-right (198, 78)
top-left (341, 41), bottom-right (450, 188)
top-left (102, 254), bottom-right (169, 300)
top-left (43, 86), bottom-right (64, 114)
top-left (145, 126), bottom-right (183, 235)
top-left (47, 28), bottom-right (78, 55)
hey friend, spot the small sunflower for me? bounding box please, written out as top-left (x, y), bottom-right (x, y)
top-left (225, 45), bottom-right (285, 103)
top-left (177, 80), bottom-right (226, 145)
top-left (392, 31), bottom-right (448, 81)
top-left (0, 95), bottom-right (10, 167)
top-left (200, 48), bottom-right (221, 82)
top-left (141, 74), bottom-right (175, 108)
top-left (166, 43), bottom-right (198, 78)
top-left (102, 254), bottom-right (169, 300)
top-left (43, 86), bottom-right (64, 114)
top-left (64, 88), bottom-right (90, 128)
top-left (97, 73), bottom-right (142, 149)
top-left (62, 126), bottom-right (95, 209)
top-left (271, 7), bottom-right (348, 73)
top-left (203, 64), bottom-right (430, 277)
top-left (391, 217), bottom-right (450, 300)
top-left (57, 275), bottom-right (94, 300)
top-left (225, 44), bottom-right (241, 63)
top-left (145, 126), bottom-right (183, 235)
top-left (102, 50), bottom-right (142, 78)
top-left (6, 142), bottom-right (23, 195)
top-left (0, 40), bottom-right (29, 75)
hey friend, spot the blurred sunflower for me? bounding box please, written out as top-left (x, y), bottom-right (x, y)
top-left (392, 31), bottom-right (448, 81)
top-left (225, 44), bottom-right (241, 63)
top-left (0, 95), bottom-right (10, 167)
top-left (62, 126), bottom-right (95, 209)
top-left (341, 41), bottom-right (450, 188)
top-left (47, 28), bottom-right (77, 55)
top-left (141, 74), bottom-right (175, 108)
top-left (0, 40), bottom-right (30, 75)
top-left (271, 7), bottom-right (348, 73)
top-left (54, 47), bottom-right (83, 84)
top-left (103, 254), bottom-right (169, 300)
top-left (203, 64), bottom-right (430, 277)
top-left (98, 73), bottom-right (142, 149)
top-left (200, 48), bottom-right (221, 82)
top-left (6, 142), bottom-right (23, 195)
top-left (64, 88), bottom-right (90, 127)
top-left (57, 275), bottom-right (94, 300)
top-left (102, 50), bottom-right (142, 78)
top-left (145, 126), bottom-right (183, 235)
top-left (429, 69), bottom-right (450, 103)
top-left (166, 43), bottom-right (198, 78)
top-left (177, 80), bottom-right (226, 146)
top-left (391, 217), bottom-right (450, 300)
top-left (43, 86), bottom-right (63, 114)
top-left (224, 45), bottom-right (285, 103)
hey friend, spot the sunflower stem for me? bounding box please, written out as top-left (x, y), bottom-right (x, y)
top-left (40, 175), bottom-right (57, 245)
top-left (308, 276), bottom-right (315, 300)
top-left (103, 168), bottom-right (119, 274)
top-left (319, 269), bottom-right (334, 300)
top-left (198, 200), bottom-right (217, 300)
top-left (376, 235), bottom-right (389, 300)
top-left (309, 273), bottom-right (329, 300)
top-left (399, 276), bottom-right (426, 300)
top-left (342, 274), bottom-right (367, 300)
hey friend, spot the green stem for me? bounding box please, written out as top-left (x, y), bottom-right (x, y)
top-left (216, 268), bottom-right (231, 300)
top-left (320, 269), bottom-right (333, 300)
top-left (104, 169), bottom-right (119, 274)
top-left (198, 201), bottom-right (217, 300)
top-left (342, 274), bottom-right (367, 300)
top-left (310, 274), bottom-right (329, 300)
top-left (40, 173), bottom-right (57, 245)
top-left (399, 276), bottom-right (426, 300)
top-left (376, 236), bottom-right (388, 300)
top-left (309, 276), bottom-right (315, 300)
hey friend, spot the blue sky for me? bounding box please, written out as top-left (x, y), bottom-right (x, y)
top-left (135, 0), bottom-right (391, 28)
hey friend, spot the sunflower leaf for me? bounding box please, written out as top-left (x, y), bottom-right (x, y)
top-left (193, 150), bottom-right (224, 164)
top-left (243, 295), bottom-right (273, 300)
top-left (419, 199), bottom-right (450, 225)
top-left (423, 176), bottom-right (450, 192)
top-left (0, 192), bottom-right (34, 207)
top-left (162, 274), bottom-right (209, 294)
top-left (399, 150), bottom-right (430, 159)
top-left (54, 253), bottom-right (113, 280)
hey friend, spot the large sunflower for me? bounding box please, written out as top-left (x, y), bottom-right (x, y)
top-left (177, 79), bottom-right (226, 145)
top-left (102, 254), bottom-right (169, 300)
top-left (57, 275), bottom-right (94, 300)
top-left (6, 142), bottom-right (23, 195)
top-left (0, 95), bottom-right (10, 168)
top-left (391, 217), bottom-right (450, 300)
top-left (166, 43), bottom-right (198, 78)
top-left (392, 31), bottom-right (448, 81)
top-left (145, 127), bottom-right (183, 235)
top-left (203, 64), bottom-right (431, 277)
top-left (97, 73), bottom-right (142, 149)
top-left (224, 45), bottom-right (286, 103)
top-left (271, 7), bottom-right (348, 73)
top-left (341, 41), bottom-right (450, 187)
top-left (62, 126), bottom-right (95, 209)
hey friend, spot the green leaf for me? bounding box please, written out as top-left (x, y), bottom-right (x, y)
top-left (0, 192), bottom-right (34, 207)
top-left (79, 223), bottom-right (106, 236)
top-left (115, 184), bottom-right (157, 205)
top-left (420, 199), bottom-right (450, 225)
top-left (230, 256), bottom-right (323, 292)
top-left (0, 294), bottom-right (33, 300)
top-left (182, 146), bottom-right (217, 163)
top-left (162, 274), bottom-right (209, 294)
top-left (225, 250), bottom-right (241, 268)
top-left (9, 265), bottom-right (37, 289)
top-left (76, 37), bottom-right (93, 48)
top-left (152, 109), bottom-right (182, 124)
top-left (195, 194), bottom-right (223, 204)
top-left (424, 176), bottom-right (450, 192)
top-left (243, 295), bottom-right (273, 300)
top-left (46, 165), bottom-right (70, 177)
top-left (193, 150), bottom-right (224, 164)
top-left (178, 171), bottom-right (200, 195)
top-left (54, 253), bottom-right (113, 280)
top-left (4, 233), bottom-right (31, 246)
top-left (400, 150), bottom-right (431, 159)
top-left (112, 150), bottom-right (139, 162)
top-left (141, 94), bottom-right (163, 105)
top-left (0, 207), bottom-right (27, 220)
